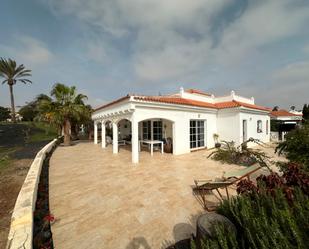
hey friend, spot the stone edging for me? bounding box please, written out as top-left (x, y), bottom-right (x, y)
top-left (6, 138), bottom-right (60, 249)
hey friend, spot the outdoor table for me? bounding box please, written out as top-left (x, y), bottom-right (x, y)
top-left (139, 140), bottom-right (164, 156)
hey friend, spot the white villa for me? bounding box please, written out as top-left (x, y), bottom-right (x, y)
top-left (92, 88), bottom-right (271, 163)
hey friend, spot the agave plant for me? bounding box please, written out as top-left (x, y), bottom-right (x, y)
top-left (208, 138), bottom-right (272, 169)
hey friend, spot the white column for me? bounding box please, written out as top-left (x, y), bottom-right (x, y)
top-left (131, 117), bottom-right (139, 163)
top-left (101, 121), bottom-right (106, 148)
top-left (112, 122), bottom-right (118, 154)
top-left (94, 121), bottom-right (98, 144)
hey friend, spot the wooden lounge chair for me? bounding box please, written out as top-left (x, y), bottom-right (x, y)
top-left (193, 164), bottom-right (262, 211)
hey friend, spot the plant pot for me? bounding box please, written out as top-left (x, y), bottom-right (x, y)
top-left (215, 143), bottom-right (221, 148)
top-left (164, 144), bottom-right (173, 153)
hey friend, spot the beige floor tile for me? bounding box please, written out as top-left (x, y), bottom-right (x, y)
top-left (50, 141), bottom-right (281, 249)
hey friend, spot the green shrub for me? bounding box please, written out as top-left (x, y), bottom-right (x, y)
top-left (198, 223), bottom-right (238, 249)
top-left (197, 164), bottom-right (309, 249)
top-left (217, 187), bottom-right (309, 249)
top-left (276, 124), bottom-right (309, 172)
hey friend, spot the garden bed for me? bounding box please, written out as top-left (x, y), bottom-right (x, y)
top-left (6, 138), bottom-right (59, 249)
top-left (33, 149), bottom-right (54, 249)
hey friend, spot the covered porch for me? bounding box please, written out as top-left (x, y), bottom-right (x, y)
top-left (93, 111), bottom-right (175, 163)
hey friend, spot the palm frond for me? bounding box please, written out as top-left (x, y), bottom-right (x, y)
top-left (20, 79), bottom-right (32, 84)
top-left (0, 58), bottom-right (32, 85)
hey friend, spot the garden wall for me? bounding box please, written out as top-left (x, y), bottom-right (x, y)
top-left (6, 138), bottom-right (60, 249)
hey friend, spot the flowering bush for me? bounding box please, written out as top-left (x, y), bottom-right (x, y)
top-left (197, 163), bottom-right (309, 249)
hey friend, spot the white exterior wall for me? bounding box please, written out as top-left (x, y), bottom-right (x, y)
top-left (181, 90), bottom-right (254, 105)
top-left (163, 120), bottom-right (173, 138)
top-left (181, 92), bottom-right (215, 103)
top-left (217, 109), bottom-right (241, 145)
top-left (213, 92), bottom-right (254, 104)
top-left (118, 120), bottom-right (131, 138)
top-left (239, 111), bottom-right (270, 146)
top-left (133, 106), bottom-right (217, 155)
top-left (217, 109), bottom-right (270, 146)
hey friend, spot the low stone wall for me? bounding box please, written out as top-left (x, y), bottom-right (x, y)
top-left (6, 138), bottom-right (60, 249)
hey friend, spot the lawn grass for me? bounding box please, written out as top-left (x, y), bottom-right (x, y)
top-left (0, 155), bottom-right (11, 170)
top-left (0, 147), bottom-right (16, 172)
top-left (22, 122), bottom-right (58, 143)
top-left (0, 122), bottom-right (58, 173)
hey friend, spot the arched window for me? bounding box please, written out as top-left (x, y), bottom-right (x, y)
top-left (257, 120), bottom-right (263, 133)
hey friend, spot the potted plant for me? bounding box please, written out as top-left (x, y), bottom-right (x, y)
top-left (213, 133), bottom-right (221, 148)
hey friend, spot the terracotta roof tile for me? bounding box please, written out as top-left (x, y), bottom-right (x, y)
top-left (134, 96), bottom-right (270, 112)
top-left (185, 89), bottom-right (212, 96)
top-left (94, 94), bottom-right (270, 112)
top-left (216, 100), bottom-right (270, 111)
top-left (271, 109), bottom-right (303, 117)
top-left (134, 96), bottom-right (217, 108)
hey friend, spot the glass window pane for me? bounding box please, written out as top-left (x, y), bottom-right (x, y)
top-left (190, 120), bottom-right (205, 148)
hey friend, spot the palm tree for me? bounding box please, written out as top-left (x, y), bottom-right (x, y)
top-left (38, 83), bottom-right (89, 145)
top-left (0, 58), bottom-right (32, 122)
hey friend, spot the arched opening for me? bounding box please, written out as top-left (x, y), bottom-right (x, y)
top-left (116, 118), bottom-right (132, 152)
top-left (138, 118), bottom-right (175, 155)
top-left (117, 119), bottom-right (131, 141)
top-left (103, 120), bottom-right (113, 146)
top-left (104, 118), bottom-right (133, 153)
top-left (99, 117), bottom-right (175, 163)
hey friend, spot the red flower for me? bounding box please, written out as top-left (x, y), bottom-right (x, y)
top-left (44, 214), bottom-right (55, 222)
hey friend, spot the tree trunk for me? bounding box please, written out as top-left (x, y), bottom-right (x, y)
top-left (63, 119), bottom-right (71, 146)
top-left (9, 84), bottom-right (16, 123)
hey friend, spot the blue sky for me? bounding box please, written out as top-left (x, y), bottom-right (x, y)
top-left (0, 0), bottom-right (309, 110)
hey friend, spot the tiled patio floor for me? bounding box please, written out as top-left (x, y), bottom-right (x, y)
top-left (49, 142), bottom-right (274, 249)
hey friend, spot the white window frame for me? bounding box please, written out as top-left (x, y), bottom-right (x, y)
top-left (190, 120), bottom-right (206, 150)
top-left (142, 120), bottom-right (163, 140)
top-left (266, 120), bottom-right (269, 135)
top-left (257, 120), bottom-right (263, 133)
top-left (142, 121), bottom-right (151, 140)
top-left (153, 120), bottom-right (163, 140)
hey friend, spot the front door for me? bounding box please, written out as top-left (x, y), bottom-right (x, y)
top-left (242, 120), bottom-right (247, 142)
top-left (190, 120), bottom-right (205, 149)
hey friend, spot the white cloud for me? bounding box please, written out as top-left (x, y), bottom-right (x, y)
top-left (272, 61), bottom-right (309, 82)
top-left (0, 35), bottom-right (54, 66)
top-left (214, 0), bottom-right (309, 65)
top-left (85, 41), bottom-right (107, 63)
top-left (134, 37), bottom-right (212, 81)
top-left (42, 0), bottom-right (230, 80)
top-left (36, 0), bottom-right (309, 110)
top-left (304, 44), bottom-right (309, 54)
top-left (45, 0), bottom-right (228, 36)
top-left (42, 0), bottom-right (309, 82)
top-left (241, 61), bottom-right (309, 109)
